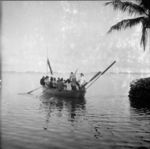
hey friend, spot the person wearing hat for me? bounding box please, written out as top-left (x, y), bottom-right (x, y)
top-left (78, 73), bottom-right (86, 89)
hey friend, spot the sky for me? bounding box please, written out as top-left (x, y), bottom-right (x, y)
top-left (1, 1), bottom-right (150, 73)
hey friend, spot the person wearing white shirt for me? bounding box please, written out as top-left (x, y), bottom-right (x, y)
top-left (78, 73), bottom-right (86, 89)
top-left (65, 79), bottom-right (72, 90)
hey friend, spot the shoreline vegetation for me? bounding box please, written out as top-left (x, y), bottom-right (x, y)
top-left (129, 77), bottom-right (150, 107)
top-left (105, 0), bottom-right (150, 107)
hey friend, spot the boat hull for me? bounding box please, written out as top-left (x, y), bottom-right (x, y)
top-left (42, 86), bottom-right (86, 99)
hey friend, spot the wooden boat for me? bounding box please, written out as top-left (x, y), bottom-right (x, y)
top-left (22, 58), bottom-right (115, 98)
top-left (37, 60), bottom-right (116, 99)
top-left (42, 86), bottom-right (86, 99)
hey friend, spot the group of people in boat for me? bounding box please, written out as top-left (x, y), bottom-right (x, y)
top-left (40, 72), bottom-right (86, 91)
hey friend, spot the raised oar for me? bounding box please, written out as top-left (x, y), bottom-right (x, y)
top-left (83, 71), bottom-right (102, 87)
top-left (86, 61), bottom-right (116, 89)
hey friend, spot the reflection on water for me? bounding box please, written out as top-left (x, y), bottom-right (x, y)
top-left (1, 72), bottom-right (150, 149)
top-left (39, 93), bottom-right (86, 130)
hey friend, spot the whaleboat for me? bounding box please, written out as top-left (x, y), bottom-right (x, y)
top-left (39, 59), bottom-right (116, 99)
top-left (42, 86), bottom-right (86, 99)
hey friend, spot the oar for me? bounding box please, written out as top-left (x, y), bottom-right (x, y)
top-left (18, 86), bottom-right (42, 95)
top-left (86, 61), bottom-right (116, 89)
top-left (26, 86), bottom-right (42, 94)
top-left (83, 71), bottom-right (102, 87)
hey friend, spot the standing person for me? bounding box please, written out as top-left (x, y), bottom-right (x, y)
top-left (69, 72), bottom-right (74, 81)
top-left (69, 72), bottom-right (77, 90)
top-left (78, 73), bottom-right (86, 89)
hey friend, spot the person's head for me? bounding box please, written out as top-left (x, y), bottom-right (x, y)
top-left (71, 72), bottom-right (73, 74)
top-left (45, 76), bottom-right (49, 79)
top-left (68, 79), bottom-right (71, 83)
top-left (80, 73), bottom-right (84, 76)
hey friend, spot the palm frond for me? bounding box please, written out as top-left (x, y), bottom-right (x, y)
top-left (105, 0), bottom-right (146, 16)
top-left (139, 0), bottom-right (150, 11)
top-left (108, 17), bottom-right (145, 33)
top-left (140, 21), bottom-right (148, 50)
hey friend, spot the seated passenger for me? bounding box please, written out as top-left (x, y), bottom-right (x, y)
top-left (56, 78), bottom-right (60, 88)
top-left (44, 76), bottom-right (50, 88)
top-left (49, 77), bottom-right (53, 88)
top-left (53, 78), bottom-right (57, 88)
top-left (40, 76), bottom-right (45, 85)
top-left (63, 79), bottom-right (67, 90)
top-left (65, 79), bottom-right (72, 91)
top-left (57, 78), bottom-right (64, 91)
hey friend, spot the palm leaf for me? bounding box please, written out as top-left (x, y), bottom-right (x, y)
top-left (140, 21), bottom-right (148, 50)
top-left (138, 0), bottom-right (150, 10)
top-left (105, 0), bottom-right (146, 16)
top-left (108, 17), bottom-right (145, 33)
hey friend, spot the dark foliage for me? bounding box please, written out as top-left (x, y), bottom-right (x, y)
top-left (105, 0), bottom-right (150, 50)
top-left (129, 77), bottom-right (150, 107)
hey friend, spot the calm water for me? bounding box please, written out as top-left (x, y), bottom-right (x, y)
top-left (1, 72), bottom-right (150, 149)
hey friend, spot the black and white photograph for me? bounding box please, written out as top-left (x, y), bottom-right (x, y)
top-left (1, 1), bottom-right (150, 149)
